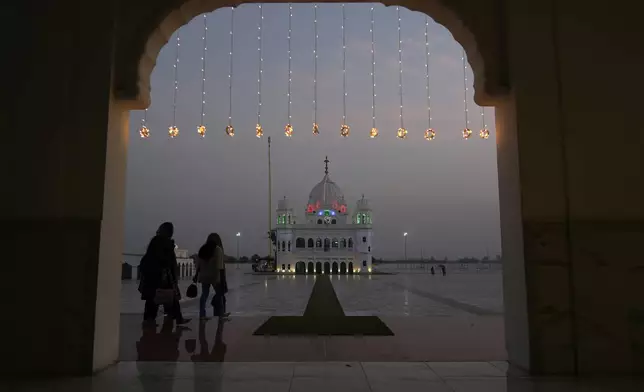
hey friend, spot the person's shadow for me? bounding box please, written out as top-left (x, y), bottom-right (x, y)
top-left (186, 319), bottom-right (227, 389)
top-left (136, 319), bottom-right (191, 391)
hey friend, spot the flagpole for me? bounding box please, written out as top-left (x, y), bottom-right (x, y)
top-left (268, 136), bottom-right (272, 260)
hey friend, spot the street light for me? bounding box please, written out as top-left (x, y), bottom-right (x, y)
top-left (403, 232), bottom-right (408, 261)
top-left (236, 232), bottom-right (241, 268)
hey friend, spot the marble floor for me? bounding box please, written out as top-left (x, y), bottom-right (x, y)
top-left (5, 361), bottom-right (644, 391)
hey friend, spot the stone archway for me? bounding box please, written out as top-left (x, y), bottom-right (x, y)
top-left (307, 261), bottom-right (314, 274)
top-left (323, 262), bottom-right (331, 274)
top-left (296, 261), bottom-right (306, 274)
top-left (340, 262), bottom-right (347, 274)
top-left (315, 261), bottom-right (322, 274)
top-left (332, 261), bottom-right (339, 274)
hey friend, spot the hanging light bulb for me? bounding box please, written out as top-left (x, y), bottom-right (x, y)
top-left (397, 127), bottom-right (408, 139)
top-left (198, 15), bottom-right (208, 139)
top-left (424, 128), bottom-right (436, 141)
top-left (226, 125), bottom-right (235, 137)
top-left (197, 125), bottom-right (206, 137)
top-left (369, 6), bottom-right (378, 139)
top-left (227, 7), bottom-right (235, 140)
top-left (312, 5), bottom-right (319, 136)
top-left (312, 123), bottom-right (319, 135)
top-left (256, 124), bottom-right (263, 138)
top-left (462, 128), bottom-right (472, 139)
top-left (395, 7), bottom-right (406, 140)
top-left (169, 32), bottom-right (180, 138)
top-left (139, 125), bottom-right (150, 138)
top-left (479, 129), bottom-right (490, 139)
top-left (284, 124), bottom-right (293, 137)
top-left (370, 127), bottom-right (378, 138)
top-left (461, 50), bottom-right (471, 140)
top-left (424, 17), bottom-right (436, 142)
top-left (168, 126), bottom-right (179, 138)
top-left (340, 124), bottom-right (350, 137)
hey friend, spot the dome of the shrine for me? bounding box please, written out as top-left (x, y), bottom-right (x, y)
top-left (308, 174), bottom-right (344, 207)
top-left (355, 195), bottom-right (371, 211)
top-left (277, 196), bottom-right (291, 210)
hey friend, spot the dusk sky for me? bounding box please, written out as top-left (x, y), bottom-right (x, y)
top-left (125, 3), bottom-right (500, 260)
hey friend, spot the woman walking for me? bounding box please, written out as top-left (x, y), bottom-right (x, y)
top-left (195, 233), bottom-right (230, 320)
top-left (138, 222), bottom-right (190, 326)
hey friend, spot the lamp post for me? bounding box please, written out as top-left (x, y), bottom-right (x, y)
top-left (236, 232), bottom-right (241, 268)
top-left (403, 232), bottom-right (408, 262)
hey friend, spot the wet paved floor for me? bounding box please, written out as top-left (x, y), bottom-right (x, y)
top-left (7, 361), bottom-right (644, 391)
top-left (120, 265), bottom-right (506, 362)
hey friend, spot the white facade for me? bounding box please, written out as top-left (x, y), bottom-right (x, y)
top-left (275, 158), bottom-right (373, 274)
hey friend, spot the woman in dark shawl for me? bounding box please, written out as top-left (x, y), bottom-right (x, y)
top-left (139, 222), bottom-right (190, 325)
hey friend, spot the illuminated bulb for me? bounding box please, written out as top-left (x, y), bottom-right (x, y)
top-left (424, 128), bottom-right (436, 141)
top-left (370, 127), bottom-right (379, 138)
top-left (225, 125), bottom-right (235, 137)
top-left (396, 127), bottom-right (408, 139)
top-left (197, 125), bottom-right (206, 137)
top-left (340, 124), bottom-right (350, 137)
top-left (284, 124), bottom-right (293, 137)
top-left (368, 267), bottom-right (372, 273)
top-left (168, 126), bottom-right (179, 138)
top-left (139, 125), bottom-right (150, 138)
top-left (312, 123), bottom-right (319, 135)
top-left (256, 124), bottom-right (264, 138)
top-left (462, 128), bottom-right (473, 139)
top-left (479, 128), bottom-right (490, 139)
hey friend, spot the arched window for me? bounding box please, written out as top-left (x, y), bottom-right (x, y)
top-left (317, 219), bottom-right (322, 224)
top-left (348, 238), bottom-right (353, 248)
top-left (363, 260), bottom-right (367, 267)
top-left (332, 238), bottom-right (339, 248)
top-left (324, 238), bottom-right (331, 251)
top-left (307, 238), bottom-right (314, 248)
top-left (282, 264), bottom-right (285, 271)
top-left (288, 241), bottom-right (291, 251)
top-left (340, 238), bottom-right (347, 248)
top-left (295, 238), bottom-right (305, 248)
top-left (316, 238), bottom-right (322, 248)
top-left (331, 219), bottom-right (337, 224)
top-left (362, 236), bottom-right (367, 243)
top-left (368, 246), bottom-right (371, 252)
top-left (287, 214), bottom-right (291, 224)
top-left (356, 214), bottom-right (361, 224)
top-left (281, 241), bottom-right (286, 252)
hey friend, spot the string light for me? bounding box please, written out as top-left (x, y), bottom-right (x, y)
top-left (169, 31), bottom-right (180, 138)
top-left (396, 6), bottom-right (407, 139)
top-left (479, 107), bottom-right (490, 139)
top-left (285, 4), bottom-right (293, 137)
top-left (312, 4), bottom-right (319, 135)
top-left (226, 7), bottom-right (235, 137)
top-left (197, 14), bottom-right (208, 137)
top-left (139, 108), bottom-right (150, 138)
top-left (462, 49), bottom-right (472, 139)
top-left (340, 3), bottom-right (349, 137)
top-left (369, 6), bottom-right (378, 138)
top-left (423, 17), bottom-right (435, 141)
top-left (256, 4), bottom-right (264, 138)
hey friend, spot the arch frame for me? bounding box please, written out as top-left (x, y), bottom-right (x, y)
top-left (113, 0), bottom-right (509, 110)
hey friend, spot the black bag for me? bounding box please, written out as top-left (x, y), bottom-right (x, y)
top-left (186, 283), bottom-right (198, 298)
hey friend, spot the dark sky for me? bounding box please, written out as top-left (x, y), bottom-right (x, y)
top-left (125, 3), bottom-right (500, 260)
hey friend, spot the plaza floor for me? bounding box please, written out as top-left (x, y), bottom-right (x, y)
top-left (120, 266), bottom-right (506, 362)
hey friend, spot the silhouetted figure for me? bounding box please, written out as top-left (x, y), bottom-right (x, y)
top-left (430, 266), bottom-right (435, 275)
top-left (440, 264), bottom-right (446, 276)
top-left (138, 222), bottom-right (190, 325)
top-left (195, 233), bottom-right (223, 320)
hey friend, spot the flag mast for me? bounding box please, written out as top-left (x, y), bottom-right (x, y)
top-left (268, 136), bottom-right (273, 259)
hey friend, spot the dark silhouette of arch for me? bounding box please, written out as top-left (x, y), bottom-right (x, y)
top-left (281, 241), bottom-right (286, 252)
top-left (288, 241), bottom-right (291, 251)
top-left (295, 238), bottom-right (305, 248)
top-left (281, 264), bottom-right (286, 271)
top-left (296, 261), bottom-right (306, 274)
top-left (340, 262), bottom-right (347, 274)
top-left (348, 238), bottom-right (353, 248)
top-left (315, 261), bottom-right (322, 274)
top-left (307, 238), bottom-right (314, 248)
top-left (324, 262), bottom-right (331, 274)
top-left (332, 238), bottom-right (339, 248)
top-left (348, 262), bottom-right (354, 274)
top-left (307, 261), bottom-right (314, 274)
top-left (317, 219), bottom-right (322, 224)
top-left (316, 238), bottom-right (322, 248)
top-left (324, 238), bottom-right (330, 252)
top-left (331, 219), bottom-right (337, 224)
top-left (340, 238), bottom-right (347, 248)
top-left (332, 262), bottom-right (339, 274)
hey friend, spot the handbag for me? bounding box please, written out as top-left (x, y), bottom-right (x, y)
top-left (186, 283), bottom-right (198, 298)
top-left (154, 269), bottom-right (176, 305)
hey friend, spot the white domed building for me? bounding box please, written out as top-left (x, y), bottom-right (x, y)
top-left (275, 157), bottom-right (373, 274)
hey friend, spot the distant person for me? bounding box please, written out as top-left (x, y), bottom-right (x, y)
top-left (441, 264), bottom-right (446, 276)
top-left (138, 222), bottom-right (190, 326)
top-left (200, 233), bottom-right (230, 321)
top-left (430, 266), bottom-right (435, 275)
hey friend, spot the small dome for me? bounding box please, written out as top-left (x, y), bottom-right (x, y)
top-left (356, 195), bottom-right (371, 211)
top-left (277, 196), bottom-right (291, 210)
